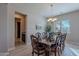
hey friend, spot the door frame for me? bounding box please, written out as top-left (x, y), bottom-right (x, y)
top-left (14, 11), bottom-right (27, 46)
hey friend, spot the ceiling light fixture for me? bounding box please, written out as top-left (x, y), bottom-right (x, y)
top-left (48, 18), bottom-right (52, 21)
top-left (47, 4), bottom-right (57, 22)
top-left (51, 18), bottom-right (57, 22)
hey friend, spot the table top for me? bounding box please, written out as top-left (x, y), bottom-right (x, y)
top-left (39, 39), bottom-right (55, 46)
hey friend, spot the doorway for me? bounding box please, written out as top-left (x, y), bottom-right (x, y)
top-left (15, 12), bottom-right (26, 47)
top-left (16, 18), bottom-right (21, 38)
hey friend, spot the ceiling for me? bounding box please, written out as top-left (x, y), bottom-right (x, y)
top-left (14, 3), bottom-right (79, 17)
top-left (37, 3), bottom-right (79, 17)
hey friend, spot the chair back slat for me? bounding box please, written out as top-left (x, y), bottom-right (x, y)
top-left (35, 32), bottom-right (41, 40)
top-left (55, 35), bottom-right (61, 47)
top-left (30, 35), bottom-right (38, 48)
top-left (61, 33), bottom-right (67, 43)
top-left (42, 32), bottom-right (48, 39)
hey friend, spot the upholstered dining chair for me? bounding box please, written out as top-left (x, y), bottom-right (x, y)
top-left (35, 32), bottom-right (41, 41)
top-left (48, 32), bottom-right (55, 42)
top-left (42, 32), bottom-right (48, 39)
top-left (30, 35), bottom-right (47, 56)
top-left (60, 33), bottom-right (67, 53)
top-left (50, 35), bottom-right (61, 56)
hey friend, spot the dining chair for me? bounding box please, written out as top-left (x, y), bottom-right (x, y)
top-left (48, 32), bottom-right (55, 42)
top-left (50, 35), bottom-right (61, 56)
top-left (30, 35), bottom-right (47, 56)
top-left (35, 32), bottom-right (41, 41)
top-left (42, 32), bottom-right (48, 39)
top-left (60, 33), bottom-right (67, 53)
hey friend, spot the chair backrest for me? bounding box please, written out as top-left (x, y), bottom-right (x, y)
top-left (49, 32), bottom-right (53, 37)
top-left (61, 33), bottom-right (67, 42)
top-left (55, 35), bottom-right (61, 46)
top-left (35, 32), bottom-right (41, 40)
top-left (42, 32), bottom-right (48, 39)
top-left (30, 35), bottom-right (38, 48)
top-left (48, 32), bottom-right (54, 40)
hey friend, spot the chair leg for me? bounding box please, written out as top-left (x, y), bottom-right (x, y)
top-left (55, 48), bottom-right (56, 56)
top-left (62, 45), bottom-right (64, 51)
top-left (60, 45), bottom-right (62, 54)
top-left (55, 51), bottom-right (56, 56)
top-left (45, 50), bottom-right (48, 56)
top-left (32, 50), bottom-right (34, 56)
top-left (60, 44), bottom-right (64, 54)
top-left (38, 54), bottom-right (39, 56)
top-left (63, 44), bottom-right (65, 50)
top-left (32, 52), bottom-right (34, 56)
top-left (60, 47), bottom-right (62, 54)
top-left (58, 47), bottom-right (60, 56)
top-left (62, 43), bottom-right (65, 50)
top-left (38, 51), bottom-right (39, 56)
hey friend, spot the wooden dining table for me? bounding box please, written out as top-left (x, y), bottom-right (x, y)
top-left (39, 39), bottom-right (55, 56)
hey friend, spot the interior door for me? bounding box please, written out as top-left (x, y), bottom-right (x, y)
top-left (17, 22), bottom-right (21, 38)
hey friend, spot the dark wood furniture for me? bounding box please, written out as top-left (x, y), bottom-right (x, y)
top-left (22, 32), bottom-right (26, 43)
top-left (30, 35), bottom-right (47, 56)
top-left (31, 32), bottom-right (67, 56)
top-left (50, 35), bottom-right (61, 56)
top-left (35, 32), bottom-right (41, 41)
top-left (48, 32), bottom-right (55, 42)
top-left (42, 32), bottom-right (48, 39)
top-left (60, 33), bottom-right (67, 53)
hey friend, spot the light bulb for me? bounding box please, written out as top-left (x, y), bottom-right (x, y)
top-left (48, 18), bottom-right (52, 22)
top-left (51, 18), bottom-right (57, 22)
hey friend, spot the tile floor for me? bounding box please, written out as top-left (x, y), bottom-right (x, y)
top-left (7, 44), bottom-right (79, 56)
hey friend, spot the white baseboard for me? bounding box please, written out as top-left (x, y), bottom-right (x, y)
top-left (66, 41), bottom-right (79, 47)
top-left (0, 52), bottom-right (9, 56)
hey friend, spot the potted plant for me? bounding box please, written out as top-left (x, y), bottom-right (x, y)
top-left (45, 24), bottom-right (51, 33)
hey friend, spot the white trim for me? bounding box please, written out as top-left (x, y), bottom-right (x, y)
top-left (0, 52), bottom-right (9, 56)
top-left (66, 40), bottom-right (79, 47)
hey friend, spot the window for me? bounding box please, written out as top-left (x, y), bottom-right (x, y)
top-left (61, 19), bottom-right (70, 33)
top-left (55, 19), bottom-right (70, 33)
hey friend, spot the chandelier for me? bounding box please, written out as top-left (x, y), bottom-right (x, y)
top-left (47, 4), bottom-right (57, 22)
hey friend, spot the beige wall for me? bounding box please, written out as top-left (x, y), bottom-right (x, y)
top-left (7, 4), bottom-right (46, 50)
top-left (0, 4), bottom-right (8, 54)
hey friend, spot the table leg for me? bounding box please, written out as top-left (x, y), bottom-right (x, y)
top-left (45, 46), bottom-right (51, 56)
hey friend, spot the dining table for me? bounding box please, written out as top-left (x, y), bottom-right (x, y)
top-left (39, 39), bottom-right (55, 56)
